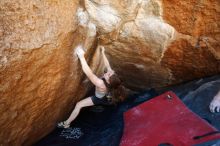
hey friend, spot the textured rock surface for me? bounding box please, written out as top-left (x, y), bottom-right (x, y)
top-left (0, 0), bottom-right (91, 145)
top-left (161, 0), bottom-right (220, 84)
top-left (84, 0), bottom-right (176, 90)
top-left (82, 0), bottom-right (219, 90)
top-left (0, 0), bottom-right (220, 145)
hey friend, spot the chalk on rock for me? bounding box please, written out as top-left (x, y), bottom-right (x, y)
top-left (76, 7), bottom-right (89, 27)
top-left (87, 22), bottom-right (97, 37)
top-left (73, 45), bottom-right (85, 58)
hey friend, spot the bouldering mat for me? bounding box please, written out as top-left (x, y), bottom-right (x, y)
top-left (120, 91), bottom-right (220, 146)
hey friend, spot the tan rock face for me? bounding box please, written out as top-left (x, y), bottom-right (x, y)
top-left (83, 0), bottom-right (176, 90)
top-left (0, 0), bottom-right (88, 145)
top-left (161, 0), bottom-right (220, 83)
top-left (83, 0), bottom-right (219, 89)
top-left (1, 0), bottom-right (220, 145)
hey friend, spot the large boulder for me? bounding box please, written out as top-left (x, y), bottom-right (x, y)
top-left (0, 0), bottom-right (95, 145)
top-left (83, 0), bottom-right (220, 90)
top-left (161, 0), bottom-right (220, 84)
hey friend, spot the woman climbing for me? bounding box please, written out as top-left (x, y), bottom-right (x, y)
top-left (57, 45), bottom-right (127, 128)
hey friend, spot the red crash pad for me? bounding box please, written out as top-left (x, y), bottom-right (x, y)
top-left (120, 91), bottom-right (220, 146)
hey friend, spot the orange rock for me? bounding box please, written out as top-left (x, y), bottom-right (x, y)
top-left (161, 0), bottom-right (220, 83)
top-left (0, 1), bottom-right (88, 146)
top-left (93, 0), bottom-right (220, 89)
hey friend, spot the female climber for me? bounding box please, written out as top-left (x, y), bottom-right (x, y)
top-left (57, 45), bottom-right (127, 128)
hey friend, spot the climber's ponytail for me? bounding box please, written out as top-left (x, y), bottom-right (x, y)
top-left (109, 74), bottom-right (127, 104)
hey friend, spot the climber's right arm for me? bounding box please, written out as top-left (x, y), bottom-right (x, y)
top-left (76, 46), bottom-right (104, 87)
top-left (100, 46), bottom-right (113, 72)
